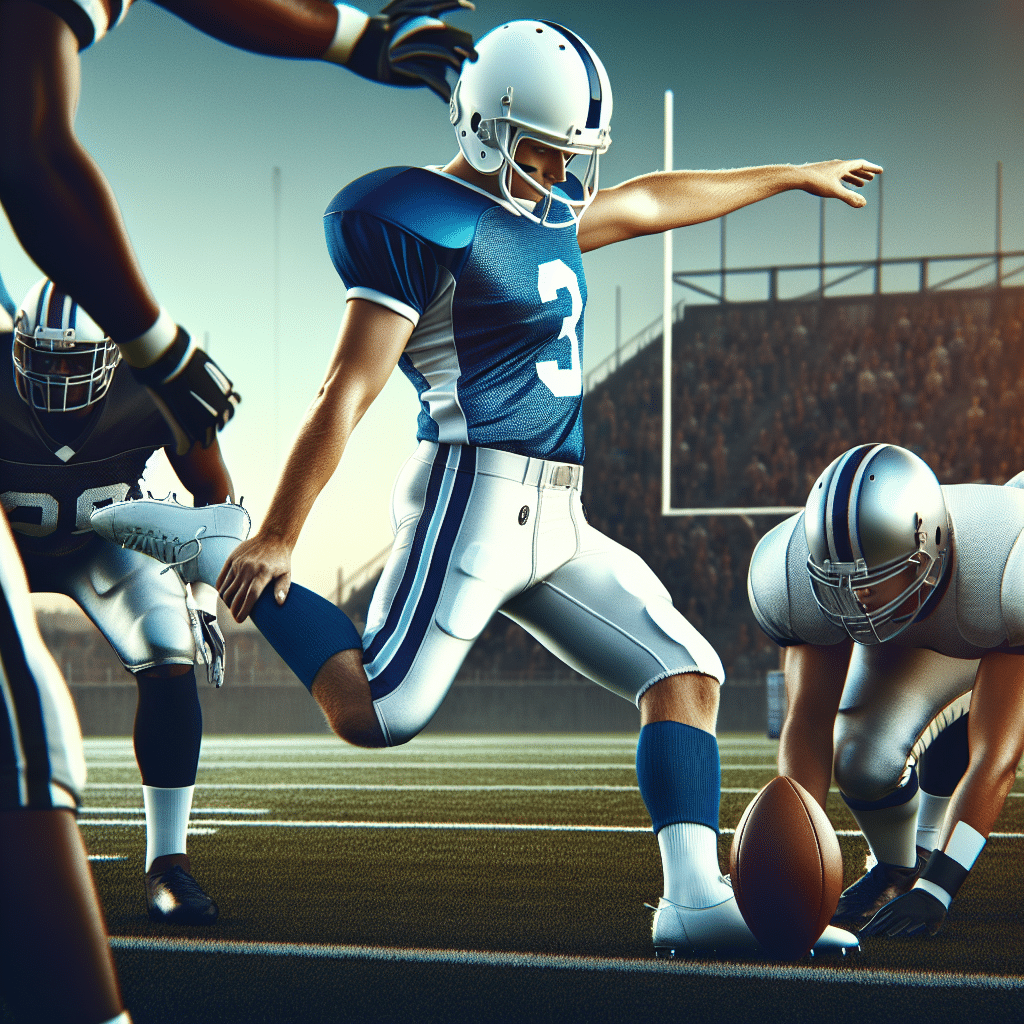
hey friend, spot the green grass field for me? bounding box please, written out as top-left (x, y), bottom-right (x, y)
top-left (41, 735), bottom-right (1024, 1022)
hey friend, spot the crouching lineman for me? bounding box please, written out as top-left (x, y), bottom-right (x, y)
top-left (1, 279), bottom-right (233, 925)
top-left (89, 19), bottom-right (884, 958)
top-left (747, 443), bottom-right (1024, 937)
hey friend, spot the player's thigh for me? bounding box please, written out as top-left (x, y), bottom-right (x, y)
top-left (363, 446), bottom-right (535, 744)
top-left (0, 513), bottom-right (83, 809)
top-left (502, 524), bottom-right (723, 705)
top-left (64, 541), bottom-right (195, 673)
top-left (834, 645), bottom-right (977, 799)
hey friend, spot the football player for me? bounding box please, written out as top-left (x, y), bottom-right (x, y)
top-left (747, 443), bottom-right (1024, 937)
top-left (0, 0), bottom-right (476, 455)
top-left (3, 270), bottom-right (131, 1022)
top-left (3, 278), bottom-right (234, 926)
top-left (92, 20), bottom-right (880, 958)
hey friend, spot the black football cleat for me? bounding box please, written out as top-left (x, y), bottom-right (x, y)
top-left (831, 851), bottom-right (926, 929)
top-left (146, 865), bottom-right (219, 925)
top-left (860, 888), bottom-right (947, 938)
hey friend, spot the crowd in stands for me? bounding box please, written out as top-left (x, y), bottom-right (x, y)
top-left (39, 285), bottom-right (1024, 688)
top-left (462, 285), bottom-right (1024, 683)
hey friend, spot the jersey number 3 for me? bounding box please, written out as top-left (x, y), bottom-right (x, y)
top-left (535, 259), bottom-right (583, 398)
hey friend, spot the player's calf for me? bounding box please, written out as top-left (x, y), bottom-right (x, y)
top-left (311, 649), bottom-right (386, 748)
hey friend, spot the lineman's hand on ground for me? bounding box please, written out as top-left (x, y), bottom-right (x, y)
top-left (216, 533), bottom-right (293, 623)
top-left (797, 159), bottom-right (883, 208)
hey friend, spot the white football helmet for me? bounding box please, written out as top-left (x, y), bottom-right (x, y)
top-left (13, 278), bottom-right (120, 412)
top-left (804, 443), bottom-right (950, 644)
top-left (449, 20), bottom-right (612, 227)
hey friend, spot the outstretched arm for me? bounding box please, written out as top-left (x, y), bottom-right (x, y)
top-left (578, 159), bottom-right (882, 253)
top-left (216, 299), bottom-right (413, 622)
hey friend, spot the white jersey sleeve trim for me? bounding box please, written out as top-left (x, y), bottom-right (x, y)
top-left (347, 288), bottom-right (421, 327)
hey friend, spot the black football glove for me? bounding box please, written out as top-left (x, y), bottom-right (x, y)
top-left (346, 0), bottom-right (477, 102)
top-left (860, 888), bottom-right (947, 938)
top-left (131, 327), bottom-right (240, 455)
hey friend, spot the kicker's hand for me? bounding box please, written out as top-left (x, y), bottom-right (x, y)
top-left (216, 533), bottom-right (294, 623)
top-left (346, 0), bottom-right (477, 101)
top-left (797, 159), bottom-right (883, 209)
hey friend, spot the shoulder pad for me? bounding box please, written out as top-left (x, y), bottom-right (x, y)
top-left (325, 167), bottom-right (494, 251)
top-left (1002, 527), bottom-right (1024, 644)
top-left (747, 514), bottom-right (802, 646)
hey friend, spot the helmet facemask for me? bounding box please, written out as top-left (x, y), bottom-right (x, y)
top-left (490, 122), bottom-right (604, 229)
top-left (804, 443), bottom-right (950, 645)
top-left (807, 534), bottom-right (946, 644)
top-left (13, 317), bottom-right (121, 413)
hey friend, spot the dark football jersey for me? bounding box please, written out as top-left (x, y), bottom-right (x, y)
top-left (0, 343), bottom-right (172, 558)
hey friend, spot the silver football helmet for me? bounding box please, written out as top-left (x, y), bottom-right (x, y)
top-left (449, 19), bottom-right (612, 227)
top-left (804, 444), bottom-right (950, 644)
top-left (13, 278), bottom-right (120, 412)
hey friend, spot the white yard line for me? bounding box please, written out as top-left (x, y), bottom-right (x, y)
top-left (105, 935), bottom-right (1024, 988)
top-left (84, 760), bottom-right (784, 770)
top-left (76, 818), bottom-right (1024, 839)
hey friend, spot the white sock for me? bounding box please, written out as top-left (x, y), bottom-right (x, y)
top-left (143, 785), bottom-right (194, 871)
top-left (915, 791), bottom-right (950, 852)
top-left (846, 788), bottom-right (921, 867)
top-left (658, 821), bottom-right (731, 908)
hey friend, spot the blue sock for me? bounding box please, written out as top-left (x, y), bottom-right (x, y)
top-left (636, 721), bottom-right (721, 834)
top-left (250, 584), bottom-right (362, 693)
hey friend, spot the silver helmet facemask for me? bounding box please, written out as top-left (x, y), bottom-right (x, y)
top-left (13, 281), bottom-right (121, 413)
top-left (804, 444), bottom-right (950, 644)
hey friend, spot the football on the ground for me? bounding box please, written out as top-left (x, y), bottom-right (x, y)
top-left (729, 776), bottom-right (843, 959)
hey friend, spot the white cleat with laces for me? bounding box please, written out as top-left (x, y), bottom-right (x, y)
top-left (90, 495), bottom-right (250, 585)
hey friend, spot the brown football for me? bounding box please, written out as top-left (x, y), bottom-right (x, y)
top-left (729, 776), bottom-right (844, 959)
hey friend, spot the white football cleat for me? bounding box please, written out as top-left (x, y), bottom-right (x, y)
top-left (651, 884), bottom-right (860, 959)
top-left (809, 925), bottom-right (860, 957)
top-left (90, 496), bottom-right (250, 585)
top-left (652, 893), bottom-right (764, 958)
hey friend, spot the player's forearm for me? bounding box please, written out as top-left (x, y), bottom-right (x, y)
top-left (257, 377), bottom-right (368, 549)
top-left (778, 643), bottom-right (852, 809)
top-left (154, 0), bottom-right (365, 61)
top-left (938, 761), bottom-right (1016, 845)
top-left (626, 165), bottom-right (801, 231)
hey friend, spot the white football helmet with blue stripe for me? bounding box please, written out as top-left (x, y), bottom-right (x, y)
top-left (449, 19), bottom-right (612, 227)
top-left (804, 444), bottom-right (950, 644)
top-left (13, 278), bottom-right (121, 413)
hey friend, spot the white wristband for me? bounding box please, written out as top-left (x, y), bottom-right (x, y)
top-left (120, 308), bottom-right (177, 368)
top-left (323, 3), bottom-right (370, 65)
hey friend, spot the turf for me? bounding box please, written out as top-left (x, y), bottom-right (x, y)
top-left (4, 734), bottom-right (1021, 1023)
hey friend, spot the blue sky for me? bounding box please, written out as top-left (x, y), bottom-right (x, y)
top-left (2, 0), bottom-right (1021, 599)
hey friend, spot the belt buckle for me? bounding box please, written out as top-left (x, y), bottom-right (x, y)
top-left (551, 465), bottom-right (573, 487)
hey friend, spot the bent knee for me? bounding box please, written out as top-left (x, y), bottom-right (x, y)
top-left (833, 734), bottom-right (908, 802)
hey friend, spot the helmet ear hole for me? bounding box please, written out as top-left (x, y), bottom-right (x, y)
top-left (470, 112), bottom-right (481, 133)
top-left (936, 526), bottom-right (942, 545)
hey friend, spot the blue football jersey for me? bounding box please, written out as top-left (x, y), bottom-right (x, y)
top-left (324, 166), bottom-right (589, 464)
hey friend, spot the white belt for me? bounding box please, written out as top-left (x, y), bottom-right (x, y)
top-left (415, 441), bottom-right (583, 490)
